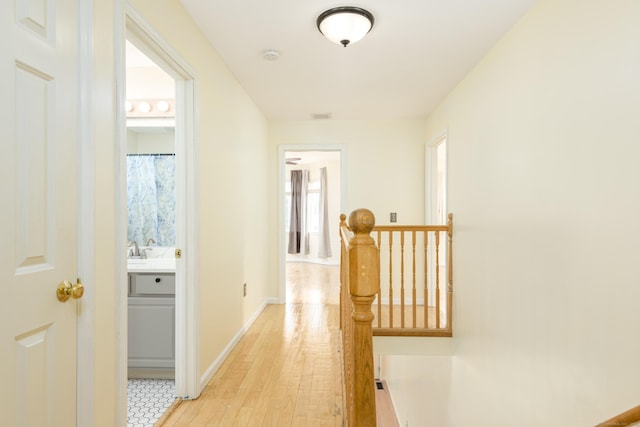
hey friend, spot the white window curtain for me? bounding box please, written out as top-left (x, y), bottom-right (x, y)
top-left (300, 170), bottom-right (310, 254)
top-left (318, 167), bottom-right (332, 258)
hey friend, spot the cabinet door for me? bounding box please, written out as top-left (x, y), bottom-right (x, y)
top-left (130, 273), bottom-right (175, 295)
top-left (128, 297), bottom-right (175, 368)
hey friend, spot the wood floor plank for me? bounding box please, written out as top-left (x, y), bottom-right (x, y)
top-left (158, 263), bottom-right (399, 426)
top-left (158, 263), bottom-right (346, 426)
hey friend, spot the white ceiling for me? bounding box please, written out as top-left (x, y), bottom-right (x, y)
top-left (179, 0), bottom-right (535, 121)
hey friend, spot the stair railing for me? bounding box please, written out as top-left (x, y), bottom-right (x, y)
top-left (339, 209), bottom-right (379, 427)
top-left (371, 213), bottom-right (453, 337)
top-left (596, 405), bottom-right (640, 426)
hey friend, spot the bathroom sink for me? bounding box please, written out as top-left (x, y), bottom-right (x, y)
top-left (127, 257), bottom-right (176, 273)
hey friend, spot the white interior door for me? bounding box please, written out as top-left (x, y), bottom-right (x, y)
top-left (0, 0), bottom-right (80, 425)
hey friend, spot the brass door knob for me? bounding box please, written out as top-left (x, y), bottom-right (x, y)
top-left (57, 279), bottom-right (84, 302)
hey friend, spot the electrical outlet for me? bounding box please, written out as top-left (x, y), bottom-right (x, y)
top-left (390, 212), bottom-right (397, 223)
top-left (243, 283), bottom-right (247, 297)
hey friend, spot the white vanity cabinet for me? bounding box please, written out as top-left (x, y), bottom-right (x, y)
top-left (128, 273), bottom-right (175, 378)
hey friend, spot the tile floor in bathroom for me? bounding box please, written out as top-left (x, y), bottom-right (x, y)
top-left (127, 379), bottom-right (176, 427)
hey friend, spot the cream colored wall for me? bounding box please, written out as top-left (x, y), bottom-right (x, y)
top-left (383, 0), bottom-right (640, 426)
top-left (270, 120), bottom-right (427, 296)
top-left (270, 119), bottom-right (427, 222)
top-left (126, 129), bottom-right (175, 154)
top-left (126, 66), bottom-right (174, 99)
top-left (92, 0), bottom-right (640, 424)
top-left (382, 355), bottom-right (452, 426)
top-left (128, 0), bottom-right (270, 381)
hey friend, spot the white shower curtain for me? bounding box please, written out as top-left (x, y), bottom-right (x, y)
top-left (127, 154), bottom-right (176, 246)
top-left (318, 167), bottom-right (332, 258)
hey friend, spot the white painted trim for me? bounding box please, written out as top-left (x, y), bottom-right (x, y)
top-left (278, 144), bottom-right (347, 304)
top-left (76, 0), bottom-right (95, 424)
top-left (425, 130), bottom-right (449, 306)
top-left (199, 299), bottom-right (270, 389)
top-left (174, 75), bottom-right (201, 400)
top-left (116, 5), bottom-right (201, 422)
top-left (266, 297), bottom-right (281, 305)
top-left (114, 2), bottom-right (128, 425)
top-left (425, 130), bottom-right (448, 224)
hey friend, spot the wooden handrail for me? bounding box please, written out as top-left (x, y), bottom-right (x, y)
top-left (596, 405), bottom-right (640, 426)
top-left (370, 214), bottom-right (453, 337)
top-left (373, 225), bottom-right (450, 232)
top-left (339, 209), bottom-right (379, 426)
top-left (338, 211), bottom-right (454, 422)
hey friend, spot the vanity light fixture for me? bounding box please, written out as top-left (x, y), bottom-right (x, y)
top-left (317, 6), bottom-right (374, 47)
top-left (126, 99), bottom-right (176, 118)
top-left (156, 100), bottom-right (170, 112)
top-left (138, 101), bottom-right (152, 113)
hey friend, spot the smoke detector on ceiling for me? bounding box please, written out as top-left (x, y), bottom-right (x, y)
top-left (263, 49), bottom-right (281, 61)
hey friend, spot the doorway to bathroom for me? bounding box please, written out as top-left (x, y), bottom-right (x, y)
top-left (125, 37), bottom-right (177, 426)
top-left (279, 146), bottom-right (346, 303)
top-left (119, 10), bottom-right (200, 427)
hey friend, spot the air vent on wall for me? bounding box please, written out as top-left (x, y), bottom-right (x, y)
top-left (311, 112), bottom-right (332, 120)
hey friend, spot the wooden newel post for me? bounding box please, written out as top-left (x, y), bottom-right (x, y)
top-left (348, 209), bottom-right (379, 426)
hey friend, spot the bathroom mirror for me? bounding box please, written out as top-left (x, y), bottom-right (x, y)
top-left (126, 124), bottom-right (176, 247)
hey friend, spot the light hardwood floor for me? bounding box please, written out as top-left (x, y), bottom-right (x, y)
top-left (158, 262), bottom-right (398, 427)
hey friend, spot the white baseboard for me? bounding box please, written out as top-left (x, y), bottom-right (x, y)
top-left (199, 298), bottom-right (269, 389)
top-left (266, 296), bottom-right (281, 305)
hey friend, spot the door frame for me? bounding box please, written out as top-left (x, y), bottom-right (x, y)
top-left (425, 130), bottom-right (449, 306)
top-left (425, 130), bottom-right (448, 224)
top-left (77, 0), bottom-right (96, 424)
top-left (278, 144), bottom-right (346, 303)
top-left (115, 4), bottom-right (201, 423)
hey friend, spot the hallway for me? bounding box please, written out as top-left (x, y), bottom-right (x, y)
top-left (158, 262), bottom-right (344, 426)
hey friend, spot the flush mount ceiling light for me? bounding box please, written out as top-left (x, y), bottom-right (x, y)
top-left (317, 6), bottom-right (374, 47)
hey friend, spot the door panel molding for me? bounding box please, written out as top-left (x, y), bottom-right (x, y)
top-left (15, 0), bottom-right (55, 41)
top-left (1, 0), bottom-right (80, 424)
top-left (15, 324), bottom-right (54, 426)
top-left (14, 62), bottom-right (54, 273)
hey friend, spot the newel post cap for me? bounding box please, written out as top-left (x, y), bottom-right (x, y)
top-left (348, 208), bottom-right (375, 235)
top-left (347, 208), bottom-right (378, 296)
